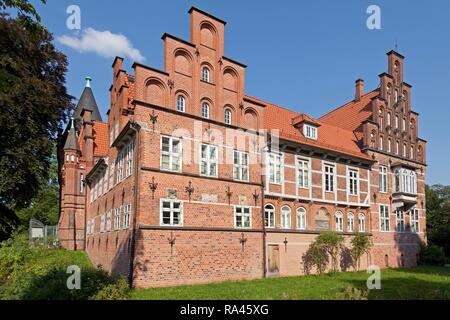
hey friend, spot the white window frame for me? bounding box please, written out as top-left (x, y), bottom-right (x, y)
top-left (379, 166), bottom-right (388, 193)
top-left (267, 152), bottom-right (282, 184)
top-left (297, 157), bottom-right (310, 189)
top-left (176, 95), bottom-right (185, 112)
top-left (296, 207), bottom-right (307, 230)
top-left (347, 168), bottom-right (359, 196)
top-left (116, 151), bottom-right (124, 184)
top-left (200, 144), bottom-right (218, 177)
top-left (396, 210), bottom-right (405, 232)
top-left (114, 207), bottom-right (121, 231)
top-left (234, 206), bottom-right (252, 229)
top-left (264, 204), bottom-right (275, 229)
top-left (410, 208), bottom-right (419, 233)
top-left (109, 160), bottom-right (115, 190)
top-left (201, 102), bottom-right (209, 119)
top-left (324, 163), bottom-right (335, 193)
top-left (347, 212), bottom-right (354, 232)
top-left (233, 150), bottom-right (249, 182)
top-left (303, 124), bottom-right (318, 140)
top-left (160, 136), bottom-right (182, 172)
top-left (125, 142), bottom-right (133, 178)
top-left (335, 211), bottom-right (343, 232)
top-left (201, 67), bottom-right (210, 83)
top-left (123, 204), bottom-right (131, 229)
top-left (160, 199), bottom-right (183, 226)
top-left (380, 204), bottom-right (390, 232)
top-left (358, 213), bottom-right (366, 232)
top-left (281, 206), bottom-right (291, 229)
top-left (224, 109), bottom-right (231, 125)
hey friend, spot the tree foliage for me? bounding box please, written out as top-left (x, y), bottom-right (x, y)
top-left (350, 233), bottom-right (373, 271)
top-left (426, 185), bottom-right (450, 257)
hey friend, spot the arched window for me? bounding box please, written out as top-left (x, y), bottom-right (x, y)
top-left (395, 115), bottom-right (399, 128)
top-left (395, 89), bottom-right (398, 103)
top-left (224, 109), bottom-right (232, 125)
top-left (387, 112), bottom-right (391, 126)
top-left (410, 145), bottom-right (414, 159)
top-left (176, 95), bottom-right (185, 112)
top-left (201, 67), bottom-right (210, 83)
top-left (358, 213), bottom-right (365, 232)
top-left (388, 138), bottom-right (392, 153)
top-left (296, 207), bottom-right (307, 230)
top-left (281, 206), bottom-right (291, 229)
top-left (201, 102), bottom-right (209, 119)
top-left (403, 143), bottom-right (407, 157)
top-left (379, 136), bottom-right (383, 150)
top-left (264, 204), bottom-right (275, 228)
top-left (396, 141), bottom-right (399, 155)
top-left (335, 211), bottom-right (343, 232)
top-left (347, 212), bottom-right (355, 232)
top-left (402, 118), bottom-right (406, 131)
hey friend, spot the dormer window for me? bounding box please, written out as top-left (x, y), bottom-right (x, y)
top-left (304, 124), bottom-right (317, 140)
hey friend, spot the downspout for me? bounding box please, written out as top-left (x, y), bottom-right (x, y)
top-left (83, 174), bottom-right (88, 250)
top-left (128, 124), bottom-right (140, 288)
top-left (261, 139), bottom-right (267, 278)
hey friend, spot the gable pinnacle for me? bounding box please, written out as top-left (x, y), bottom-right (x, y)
top-left (85, 76), bottom-right (92, 88)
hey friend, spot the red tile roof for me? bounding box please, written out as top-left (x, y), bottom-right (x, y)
top-left (255, 97), bottom-right (372, 161)
top-left (319, 89), bottom-right (379, 131)
top-left (78, 121), bottom-right (109, 157)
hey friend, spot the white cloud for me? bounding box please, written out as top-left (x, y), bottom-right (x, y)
top-left (57, 28), bottom-right (145, 62)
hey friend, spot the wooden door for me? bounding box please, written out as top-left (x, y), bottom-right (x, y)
top-left (268, 245), bottom-right (280, 274)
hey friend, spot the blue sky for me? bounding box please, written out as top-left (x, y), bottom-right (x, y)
top-left (31, 0), bottom-right (450, 185)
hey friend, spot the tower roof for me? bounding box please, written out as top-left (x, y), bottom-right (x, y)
top-left (63, 118), bottom-right (80, 151)
top-left (73, 76), bottom-right (103, 124)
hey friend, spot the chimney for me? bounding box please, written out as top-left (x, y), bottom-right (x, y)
top-left (355, 79), bottom-right (364, 101)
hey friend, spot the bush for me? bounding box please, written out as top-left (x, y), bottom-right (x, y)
top-left (0, 232), bottom-right (129, 300)
top-left (418, 244), bottom-right (446, 266)
top-left (335, 287), bottom-right (369, 300)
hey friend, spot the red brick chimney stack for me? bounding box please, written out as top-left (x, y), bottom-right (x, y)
top-left (355, 79), bottom-right (364, 101)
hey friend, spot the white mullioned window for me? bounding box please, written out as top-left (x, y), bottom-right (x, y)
top-left (296, 207), bottom-right (307, 230)
top-left (268, 153), bottom-right (282, 184)
top-left (109, 160), bottom-right (114, 190)
top-left (200, 144), bottom-right (218, 177)
top-left (264, 204), bottom-right (275, 228)
top-left (87, 220), bottom-right (91, 235)
top-left (297, 158), bottom-right (310, 189)
top-left (379, 166), bottom-right (388, 193)
top-left (281, 206), bottom-right (291, 229)
top-left (201, 67), bottom-right (210, 83)
top-left (100, 214), bottom-right (105, 233)
top-left (103, 166), bottom-right (108, 194)
top-left (335, 211), bottom-right (343, 232)
top-left (410, 208), bottom-right (419, 233)
top-left (358, 213), bottom-right (366, 232)
top-left (161, 199), bottom-right (183, 226)
top-left (125, 142), bottom-right (133, 177)
top-left (177, 95), bottom-right (185, 112)
top-left (114, 207), bottom-right (121, 230)
top-left (235, 206), bottom-right (251, 229)
top-left (303, 124), bottom-right (317, 140)
top-left (380, 205), bottom-right (390, 231)
top-left (161, 136), bottom-right (182, 172)
top-left (393, 168), bottom-right (417, 194)
top-left (224, 109), bottom-right (231, 125)
top-left (348, 168), bottom-right (359, 196)
top-left (116, 151), bottom-right (124, 183)
top-left (233, 150), bottom-right (249, 181)
top-left (396, 210), bottom-right (405, 232)
top-left (347, 212), bottom-right (355, 232)
top-left (106, 210), bottom-right (112, 231)
top-left (324, 163), bottom-right (335, 193)
top-left (123, 204), bottom-right (131, 229)
top-left (201, 102), bottom-right (209, 119)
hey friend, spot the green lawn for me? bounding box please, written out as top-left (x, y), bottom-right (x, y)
top-left (131, 266), bottom-right (450, 300)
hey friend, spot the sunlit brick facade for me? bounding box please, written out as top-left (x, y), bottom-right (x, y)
top-left (58, 7), bottom-right (427, 288)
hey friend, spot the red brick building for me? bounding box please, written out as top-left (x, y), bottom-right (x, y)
top-left (57, 7), bottom-right (427, 288)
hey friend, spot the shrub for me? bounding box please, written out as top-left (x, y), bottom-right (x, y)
top-left (418, 244), bottom-right (446, 266)
top-left (303, 241), bottom-right (328, 275)
top-left (335, 287), bottom-right (369, 300)
top-left (315, 232), bottom-right (345, 273)
top-left (351, 233), bottom-right (373, 271)
top-left (89, 277), bottom-right (130, 300)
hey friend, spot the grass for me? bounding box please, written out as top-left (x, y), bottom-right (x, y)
top-left (131, 266), bottom-right (450, 300)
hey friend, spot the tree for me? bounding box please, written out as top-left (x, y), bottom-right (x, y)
top-left (426, 185), bottom-right (450, 257)
top-left (0, 4), bottom-right (72, 239)
top-left (350, 233), bottom-right (373, 271)
top-left (315, 232), bottom-right (345, 273)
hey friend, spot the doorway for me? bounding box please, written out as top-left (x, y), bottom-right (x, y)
top-left (268, 245), bottom-right (280, 274)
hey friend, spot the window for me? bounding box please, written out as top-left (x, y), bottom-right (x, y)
top-left (387, 112), bottom-right (391, 126)
top-left (224, 109), bottom-right (231, 125)
top-left (347, 212), bottom-right (355, 232)
top-left (395, 115), bottom-right (399, 129)
top-left (268, 153), bottom-right (282, 184)
top-left (233, 151), bottom-right (249, 181)
top-left (324, 164), bottom-right (335, 193)
top-left (396, 141), bottom-right (399, 155)
top-left (161, 136), bottom-right (182, 172)
top-left (388, 139), bottom-right (392, 153)
top-left (100, 214), bottom-right (105, 233)
top-left (264, 204), bottom-right (275, 228)
top-left (298, 158), bottom-right (310, 189)
top-left (335, 211), bottom-right (343, 231)
top-left (106, 210), bottom-right (112, 231)
top-left (80, 174), bottom-right (84, 194)
top-left (395, 90), bottom-right (398, 103)
top-left (393, 168), bottom-right (417, 194)
top-left (176, 95), bottom-right (185, 112)
top-left (125, 142), bottom-right (133, 177)
top-left (379, 136), bottom-right (383, 150)
top-left (358, 213), bottom-right (366, 232)
top-left (201, 67), bottom-right (210, 83)
top-left (396, 210), bottom-right (405, 231)
top-left (402, 118), bottom-right (406, 131)
top-left (348, 168), bottom-right (359, 196)
top-left (235, 206), bottom-right (251, 228)
top-left (403, 143), bottom-right (407, 157)
top-left (410, 208), bottom-right (419, 233)
top-left (103, 167), bottom-right (108, 193)
top-left (161, 200), bottom-right (183, 226)
top-left (281, 206), bottom-right (291, 229)
top-left (91, 218), bottom-right (95, 234)
top-left (93, 178), bottom-right (98, 200)
top-left (200, 144), bottom-right (218, 177)
top-left (297, 207), bottom-right (307, 230)
top-left (123, 204), bottom-right (131, 229)
top-left (304, 124), bottom-right (317, 140)
top-left (109, 160), bottom-right (114, 190)
top-left (98, 175), bottom-right (103, 197)
top-left (380, 205), bottom-right (390, 231)
top-left (114, 208), bottom-right (121, 230)
top-left (116, 151), bottom-right (124, 183)
top-left (201, 102), bottom-right (209, 119)
top-left (87, 220), bottom-right (91, 235)
top-left (410, 145), bottom-right (414, 159)
top-left (379, 166), bottom-right (388, 193)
